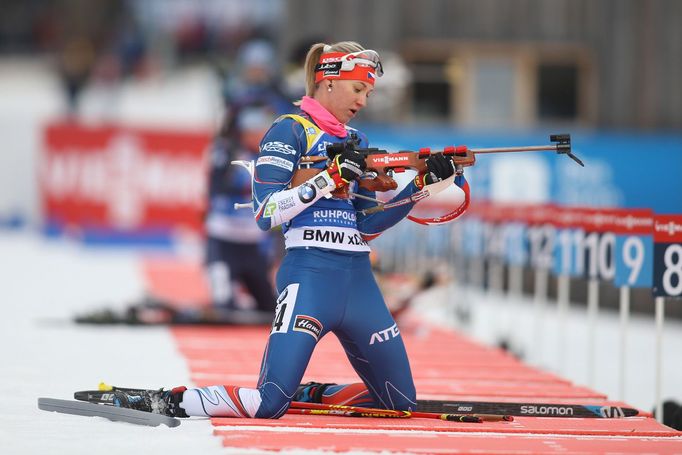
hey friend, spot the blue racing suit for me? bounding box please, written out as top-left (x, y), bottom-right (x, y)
top-left (180, 112), bottom-right (428, 418)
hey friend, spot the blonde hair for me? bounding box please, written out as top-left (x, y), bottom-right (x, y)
top-left (301, 41), bottom-right (366, 99)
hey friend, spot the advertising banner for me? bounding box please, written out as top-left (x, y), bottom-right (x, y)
top-left (39, 122), bottom-right (211, 239)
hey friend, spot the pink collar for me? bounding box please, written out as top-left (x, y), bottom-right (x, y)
top-left (300, 96), bottom-right (348, 138)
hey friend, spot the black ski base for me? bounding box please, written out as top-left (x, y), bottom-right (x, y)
top-left (74, 297), bottom-right (273, 326)
top-left (416, 399), bottom-right (640, 418)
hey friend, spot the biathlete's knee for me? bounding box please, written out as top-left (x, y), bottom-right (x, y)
top-left (391, 396), bottom-right (416, 411)
top-left (254, 381), bottom-right (294, 419)
top-left (385, 384), bottom-right (417, 411)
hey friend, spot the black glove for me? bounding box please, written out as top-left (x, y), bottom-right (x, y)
top-left (326, 149), bottom-right (367, 189)
top-left (423, 152), bottom-right (455, 185)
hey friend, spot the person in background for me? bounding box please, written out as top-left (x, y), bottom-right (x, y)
top-left (75, 39), bottom-right (293, 326)
top-left (203, 39), bottom-right (294, 320)
top-left (58, 35), bottom-right (96, 116)
top-left (111, 40), bottom-right (465, 418)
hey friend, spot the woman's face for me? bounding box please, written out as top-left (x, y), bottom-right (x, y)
top-left (318, 79), bottom-right (374, 123)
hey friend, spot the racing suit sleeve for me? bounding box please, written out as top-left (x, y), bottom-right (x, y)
top-left (252, 118), bottom-right (337, 231)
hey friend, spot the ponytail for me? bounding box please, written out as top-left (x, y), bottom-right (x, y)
top-left (302, 43), bottom-right (327, 98)
top-left (298, 41), bottom-right (367, 102)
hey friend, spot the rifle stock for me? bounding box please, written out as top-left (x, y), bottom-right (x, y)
top-left (290, 146), bottom-right (474, 198)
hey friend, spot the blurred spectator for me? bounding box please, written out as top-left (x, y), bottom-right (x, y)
top-left (220, 39), bottom-right (291, 111)
top-left (111, 14), bottom-right (147, 79)
top-left (204, 39), bottom-right (294, 318)
top-left (75, 39), bottom-right (295, 326)
top-left (57, 35), bottom-right (95, 115)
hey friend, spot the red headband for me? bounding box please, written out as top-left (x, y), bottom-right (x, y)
top-left (314, 52), bottom-right (377, 85)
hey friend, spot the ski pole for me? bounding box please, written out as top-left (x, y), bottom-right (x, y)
top-left (289, 401), bottom-right (512, 422)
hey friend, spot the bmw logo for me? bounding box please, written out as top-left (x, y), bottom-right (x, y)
top-left (298, 183), bottom-right (316, 203)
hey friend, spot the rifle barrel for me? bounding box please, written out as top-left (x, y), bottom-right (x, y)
top-left (470, 145), bottom-right (558, 154)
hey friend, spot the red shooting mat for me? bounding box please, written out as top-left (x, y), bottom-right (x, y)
top-left (142, 257), bottom-right (211, 307)
top-left (173, 326), bottom-right (604, 399)
top-left (213, 428), bottom-right (682, 454)
top-left (169, 322), bottom-right (681, 452)
top-left (212, 414), bottom-right (679, 437)
top-left (141, 258), bottom-right (682, 453)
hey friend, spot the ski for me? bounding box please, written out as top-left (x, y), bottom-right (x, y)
top-left (78, 386), bottom-right (507, 423)
top-left (74, 300), bottom-right (273, 326)
top-left (416, 399), bottom-right (640, 418)
top-left (79, 385), bottom-right (640, 419)
top-left (38, 397), bottom-right (181, 427)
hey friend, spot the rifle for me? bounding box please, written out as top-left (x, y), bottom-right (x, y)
top-left (234, 134), bottom-right (581, 224)
top-left (290, 133), bottom-right (582, 200)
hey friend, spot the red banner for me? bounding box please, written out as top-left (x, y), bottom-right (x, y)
top-left (580, 207), bottom-right (654, 234)
top-left (653, 214), bottom-right (682, 243)
top-left (39, 121), bottom-right (211, 236)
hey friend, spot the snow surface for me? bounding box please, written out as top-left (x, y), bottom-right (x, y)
top-left (0, 231), bottom-right (224, 455)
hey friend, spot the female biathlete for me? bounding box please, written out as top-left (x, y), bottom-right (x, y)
top-left (113, 41), bottom-right (464, 419)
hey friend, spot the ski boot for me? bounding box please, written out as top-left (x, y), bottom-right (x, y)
top-left (293, 382), bottom-right (337, 403)
top-left (111, 386), bottom-right (189, 417)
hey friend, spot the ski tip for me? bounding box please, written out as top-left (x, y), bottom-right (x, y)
top-left (99, 382), bottom-right (113, 392)
top-left (38, 397), bottom-right (181, 428)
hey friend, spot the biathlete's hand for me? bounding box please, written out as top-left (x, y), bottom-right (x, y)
top-left (325, 149), bottom-right (367, 189)
top-left (415, 152), bottom-right (455, 188)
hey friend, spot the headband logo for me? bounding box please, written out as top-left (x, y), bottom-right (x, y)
top-left (320, 56), bottom-right (342, 63)
top-left (316, 61), bottom-right (342, 77)
top-left (315, 51), bottom-right (380, 85)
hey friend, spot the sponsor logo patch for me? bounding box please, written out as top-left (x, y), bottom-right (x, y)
top-left (277, 196), bottom-right (295, 211)
top-left (256, 155), bottom-right (294, 171)
top-left (520, 405), bottom-right (574, 416)
top-left (317, 141), bottom-right (334, 152)
top-left (369, 323), bottom-right (400, 345)
top-left (263, 202), bottom-right (277, 217)
top-left (312, 209), bottom-right (356, 226)
top-left (320, 56), bottom-right (342, 63)
top-left (261, 141), bottom-right (297, 155)
top-left (298, 183), bottom-right (316, 203)
top-left (293, 314), bottom-right (323, 340)
top-left (317, 61), bottom-right (342, 77)
top-left (302, 228), bottom-right (367, 246)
